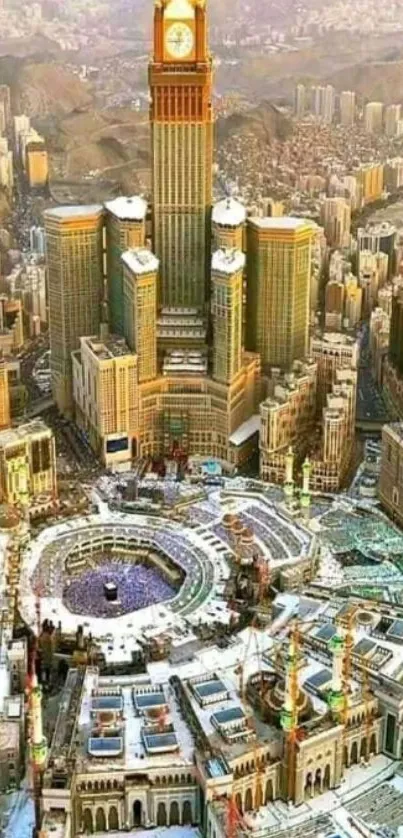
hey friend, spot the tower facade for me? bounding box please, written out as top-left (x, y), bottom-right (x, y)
top-left (105, 196), bottom-right (147, 335)
top-left (150, 0), bottom-right (213, 313)
top-left (211, 249), bottom-right (244, 384)
top-left (122, 249), bottom-right (158, 383)
top-left (246, 217), bottom-right (315, 371)
top-left (45, 205), bottom-right (104, 414)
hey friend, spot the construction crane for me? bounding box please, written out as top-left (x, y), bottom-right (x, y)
top-left (236, 552), bottom-right (272, 700)
top-left (247, 716), bottom-right (266, 810)
top-left (214, 793), bottom-right (247, 838)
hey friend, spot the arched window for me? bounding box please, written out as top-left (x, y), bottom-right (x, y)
top-left (370, 732), bottom-right (377, 755)
top-left (265, 779), bottom-right (273, 804)
top-left (314, 768), bottom-right (321, 792)
top-left (255, 783), bottom-right (263, 809)
top-left (182, 800), bottom-right (192, 825)
top-left (244, 788), bottom-right (253, 812)
top-left (133, 800), bottom-right (142, 827)
top-left (305, 772), bottom-right (313, 797)
top-left (351, 740), bottom-right (358, 765)
top-left (157, 802), bottom-right (167, 826)
top-left (95, 808), bottom-right (106, 832)
top-left (360, 738), bottom-right (367, 760)
top-left (170, 800), bottom-right (180, 826)
top-left (109, 806), bottom-right (119, 831)
top-left (235, 793), bottom-right (242, 814)
top-left (83, 809), bottom-right (93, 834)
top-left (324, 765), bottom-right (331, 790)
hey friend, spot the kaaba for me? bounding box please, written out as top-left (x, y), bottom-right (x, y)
top-left (104, 582), bottom-right (118, 602)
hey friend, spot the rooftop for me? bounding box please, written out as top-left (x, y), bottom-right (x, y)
top-left (44, 204), bottom-right (103, 221)
top-left (212, 197), bottom-right (246, 227)
top-left (0, 418), bottom-right (52, 447)
top-left (122, 248), bottom-right (159, 276)
top-left (212, 248), bottom-right (245, 275)
top-left (249, 216), bottom-right (316, 232)
top-left (105, 195), bottom-right (147, 222)
top-left (83, 334), bottom-right (134, 361)
top-left (229, 415), bottom-right (260, 447)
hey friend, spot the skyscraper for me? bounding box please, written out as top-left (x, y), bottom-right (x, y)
top-left (294, 84), bottom-right (306, 119)
top-left (212, 198), bottom-right (246, 251)
top-left (45, 205), bottom-right (104, 414)
top-left (211, 249), bottom-right (244, 384)
top-left (246, 217), bottom-right (315, 371)
top-left (339, 91), bottom-right (355, 127)
top-left (364, 102), bottom-right (384, 134)
top-left (320, 197), bottom-right (351, 249)
top-left (105, 196), bottom-right (147, 335)
top-left (311, 85), bottom-right (335, 124)
top-left (56, 0), bottom-right (262, 469)
top-left (385, 104), bottom-right (401, 138)
top-left (122, 248), bottom-right (158, 384)
top-left (150, 0), bottom-right (213, 314)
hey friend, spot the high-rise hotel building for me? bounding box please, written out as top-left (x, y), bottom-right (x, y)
top-left (246, 217), bottom-right (315, 372)
top-left (211, 249), bottom-right (244, 385)
top-left (105, 196), bottom-right (147, 335)
top-left (45, 205), bottom-right (104, 414)
top-left (66, 0), bottom-right (261, 469)
top-left (150, 0), bottom-right (213, 313)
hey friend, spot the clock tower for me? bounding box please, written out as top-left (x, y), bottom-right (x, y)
top-left (150, 0), bottom-right (213, 315)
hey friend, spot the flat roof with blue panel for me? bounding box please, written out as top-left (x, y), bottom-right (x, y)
top-left (386, 619), bottom-right (403, 641)
top-left (88, 736), bottom-right (123, 757)
top-left (315, 623), bottom-right (337, 642)
top-left (353, 638), bottom-right (376, 657)
top-left (91, 695), bottom-right (123, 712)
top-left (142, 731), bottom-right (179, 753)
top-left (205, 757), bottom-right (229, 778)
top-left (304, 669), bottom-right (332, 692)
top-left (212, 707), bottom-right (245, 726)
top-left (134, 692), bottom-right (167, 711)
top-left (193, 679), bottom-right (228, 702)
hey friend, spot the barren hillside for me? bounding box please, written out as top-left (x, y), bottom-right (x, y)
top-left (328, 60), bottom-right (403, 104)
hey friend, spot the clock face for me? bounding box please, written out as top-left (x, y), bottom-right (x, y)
top-left (165, 22), bottom-right (194, 59)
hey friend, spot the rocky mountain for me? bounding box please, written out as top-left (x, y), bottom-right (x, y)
top-left (328, 60), bottom-right (403, 104)
top-left (216, 101), bottom-right (292, 145)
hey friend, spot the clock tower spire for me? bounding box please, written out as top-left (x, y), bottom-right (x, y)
top-left (150, 0), bottom-right (213, 315)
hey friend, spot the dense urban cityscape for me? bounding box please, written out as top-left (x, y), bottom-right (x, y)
top-left (1, 1), bottom-right (403, 838)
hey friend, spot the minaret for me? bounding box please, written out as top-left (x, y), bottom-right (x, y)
top-left (300, 457), bottom-right (312, 512)
top-left (283, 446), bottom-right (295, 505)
top-left (328, 633), bottom-right (345, 719)
top-left (30, 673), bottom-right (47, 768)
top-left (280, 631), bottom-right (298, 732)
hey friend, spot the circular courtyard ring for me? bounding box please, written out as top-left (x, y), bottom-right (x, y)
top-left (18, 512), bottom-right (221, 639)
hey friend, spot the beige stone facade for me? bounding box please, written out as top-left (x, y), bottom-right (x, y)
top-left (45, 205), bottom-right (104, 415)
top-left (246, 217), bottom-right (315, 372)
top-left (379, 422), bottom-right (403, 525)
top-left (73, 335), bottom-right (139, 468)
top-left (0, 420), bottom-right (57, 512)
